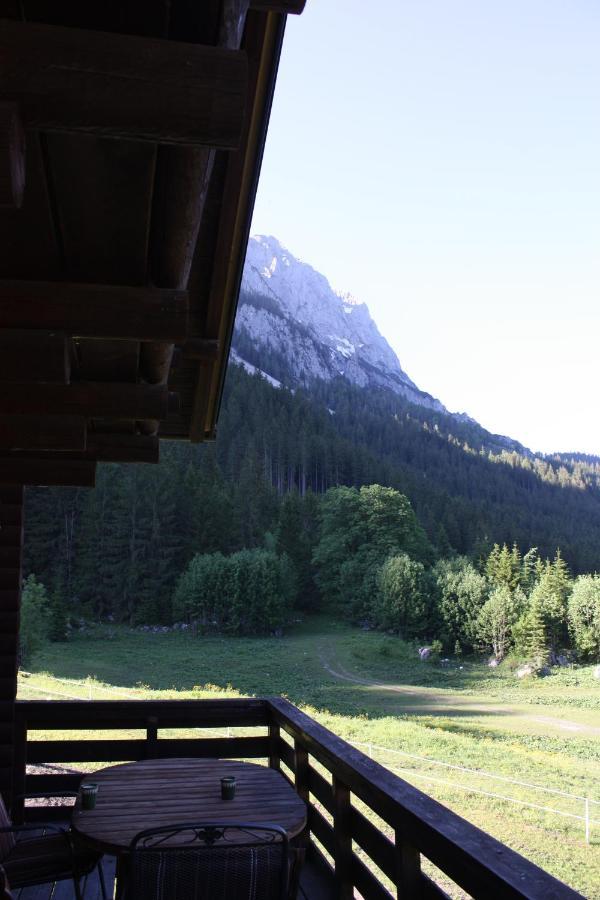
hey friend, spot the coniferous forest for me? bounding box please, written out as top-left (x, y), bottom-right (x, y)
top-left (22, 363), bottom-right (600, 664)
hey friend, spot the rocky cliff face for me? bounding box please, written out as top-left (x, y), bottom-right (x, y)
top-left (234, 235), bottom-right (447, 412)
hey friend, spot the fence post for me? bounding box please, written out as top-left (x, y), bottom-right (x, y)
top-left (332, 776), bottom-right (353, 899)
top-left (145, 716), bottom-right (158, 759)
top-left (585, 798), bottom-right (590, 844)
top-left (268, 723), bottom-right (280, 771)
top-left (395, 827), bottom-right (421, 898)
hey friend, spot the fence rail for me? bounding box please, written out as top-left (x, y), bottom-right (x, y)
top-left (352, 741), bottom-right (600, 845)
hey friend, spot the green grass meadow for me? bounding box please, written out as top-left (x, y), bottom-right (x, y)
top-left (19, 617), bottom-right (600, 898)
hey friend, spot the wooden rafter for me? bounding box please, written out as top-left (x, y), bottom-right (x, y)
top-left (0, 416), bottom-right (86, 452)
top-left (0, 281), bottom-right (189, 342)
top-left (0, 383), bottom-right (178, 421)
top-left (0, 20), bottom-right (248, 148)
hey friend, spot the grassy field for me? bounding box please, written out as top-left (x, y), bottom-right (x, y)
top-left (19, 616), bottom-right (600, 898)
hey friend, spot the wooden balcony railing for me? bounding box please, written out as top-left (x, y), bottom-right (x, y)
top-left (12, 697), bottom-right (582, 899)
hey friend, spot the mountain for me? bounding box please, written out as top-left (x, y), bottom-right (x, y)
top-left (234, 235), bottom-right (525, 454)
top-left (237, 235), bottom-right (444, 410)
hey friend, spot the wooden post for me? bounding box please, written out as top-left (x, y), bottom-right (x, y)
top-left (268, 723), bottom-right (280, 770)
top-left (0, 485), bottom-right (23, 817)
top-left (145, 716), bottom-right (158, 759)
top-left (332, 776), bottom-right (353, 899)
top-left (11, 710), bottom-right (26, 825)
top-left (294, 737), bottom-right (309, 803)
top-left (394, 828), bottom-right (421, 898)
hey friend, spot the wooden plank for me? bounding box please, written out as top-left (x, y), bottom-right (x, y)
top-left (6, 434), bottom-right (160, 464)
top-left (26, 735), bottom-right (269, 764)
top-left (0, 102), bottom-right (25, 208)
top-left (268, 698), bottom-right (584, 900)
top-left (0, 458), bottom-right (96, 487)
top-left (0, 591), bottom-right (19, 610)
top-left (0, 330), bottom-right (69, 383)
top-left (24, 773), bottom-right (83, 794)
top-left (0, 502), bottom-right (21, 524)
top-left (0, 20), bottom-right (248, 148)
top-left (0, 416), bottom-right (85, 451)
top-left (351, 854), bottom-right (393, 900)
top-left (0, 281), bottom-right (188, 341)
top-left (0, 383), bottom-right (174, 420)
top-left (351, 806), bottom-right (395, 883)
top-left (250, 0), bottom-right (306, 11)
top-left (307, 805), bottom-right (335, 856)
top-left (308, 766), bottom-right (333, 814)
top-left (15, 698), bottom-right (269, 730)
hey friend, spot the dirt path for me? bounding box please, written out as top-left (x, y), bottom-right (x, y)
top-left (318, 643), bottom-right (600, 737)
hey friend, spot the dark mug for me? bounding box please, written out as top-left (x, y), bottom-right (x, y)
top-left (80, 783), bottom-right (98, 810)
top-left (221, 776), bottom-right (236, 801)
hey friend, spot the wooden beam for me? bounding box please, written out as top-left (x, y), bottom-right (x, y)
top-left (0, 416), bottom-right (86, 452)
top-left (0, 102), bottom-right (25, 208)
top-left (250, 0), bottom-right (306, 11)
top-left (0, 330), bottom-right (69, 383)
top-left (0, 20), bottom-right (248, 148)
top-left (0, 383), bottom-right (177, 421)
top-left (3, 433), bottom-right (159, 464)
top-left (0, 281), bottom-right (188, 342)
top-left (182, 339), bottom-right (220, 361)
top-left (0, 458), bottom-right (95, 487)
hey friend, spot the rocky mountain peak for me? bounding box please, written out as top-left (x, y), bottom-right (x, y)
top-left (235, 235), bottom-right (446, 412)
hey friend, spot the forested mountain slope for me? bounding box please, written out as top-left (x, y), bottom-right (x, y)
top-left (23, 363), bottom-right (600, 624)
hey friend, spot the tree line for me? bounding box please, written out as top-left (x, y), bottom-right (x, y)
top-left (20, 363), bottom-right (600, 657)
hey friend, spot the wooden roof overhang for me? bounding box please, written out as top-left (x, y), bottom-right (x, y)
top-left (0, 0), bottom-right (305, 489)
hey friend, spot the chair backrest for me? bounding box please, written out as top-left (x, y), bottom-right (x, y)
top-left (128, 822), bottom-right (289, 900)
top-left (0, 798), bottom-right (15, 861)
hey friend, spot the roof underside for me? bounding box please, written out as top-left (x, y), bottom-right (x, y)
top-left (0, 0), bottom-right (304, 487)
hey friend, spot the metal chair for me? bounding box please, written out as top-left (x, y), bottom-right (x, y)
top-left (0, 793), bottom-right (107, 900)
top-left (127, 822), bottom-right (290, 900)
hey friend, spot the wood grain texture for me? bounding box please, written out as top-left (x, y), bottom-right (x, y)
top-left (71, 758), bottom-right (307, 854)
top-left (0, 281), bottom-right (188, 342)
top-left (0, 20), bottom-right (248, 148)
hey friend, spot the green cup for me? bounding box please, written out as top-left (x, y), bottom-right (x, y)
top-left (80, 783), bottom-right (98, 810)
top-left (220, 776), bottom-right (236, 801)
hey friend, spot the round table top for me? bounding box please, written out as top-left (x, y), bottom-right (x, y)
top-left (72, 758), bottom-right (307, 854)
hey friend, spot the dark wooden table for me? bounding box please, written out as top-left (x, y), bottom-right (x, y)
top-left (71, 757), bottom-right (307, 854)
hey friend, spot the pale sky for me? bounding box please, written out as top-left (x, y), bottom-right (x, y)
top-left (250, 1), bottom-right (600, 455)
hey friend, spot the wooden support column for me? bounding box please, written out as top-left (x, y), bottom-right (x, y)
top-left (394, 828), bottom-right (421, 898)
top-left (0, 484), bottom-right (23, 812)
top-left (0, 20), bottom-right (248, 148)
top-left (332, 776), bottom-right (353, 899)
top-left (268, 723), bottom-right (280, 770)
